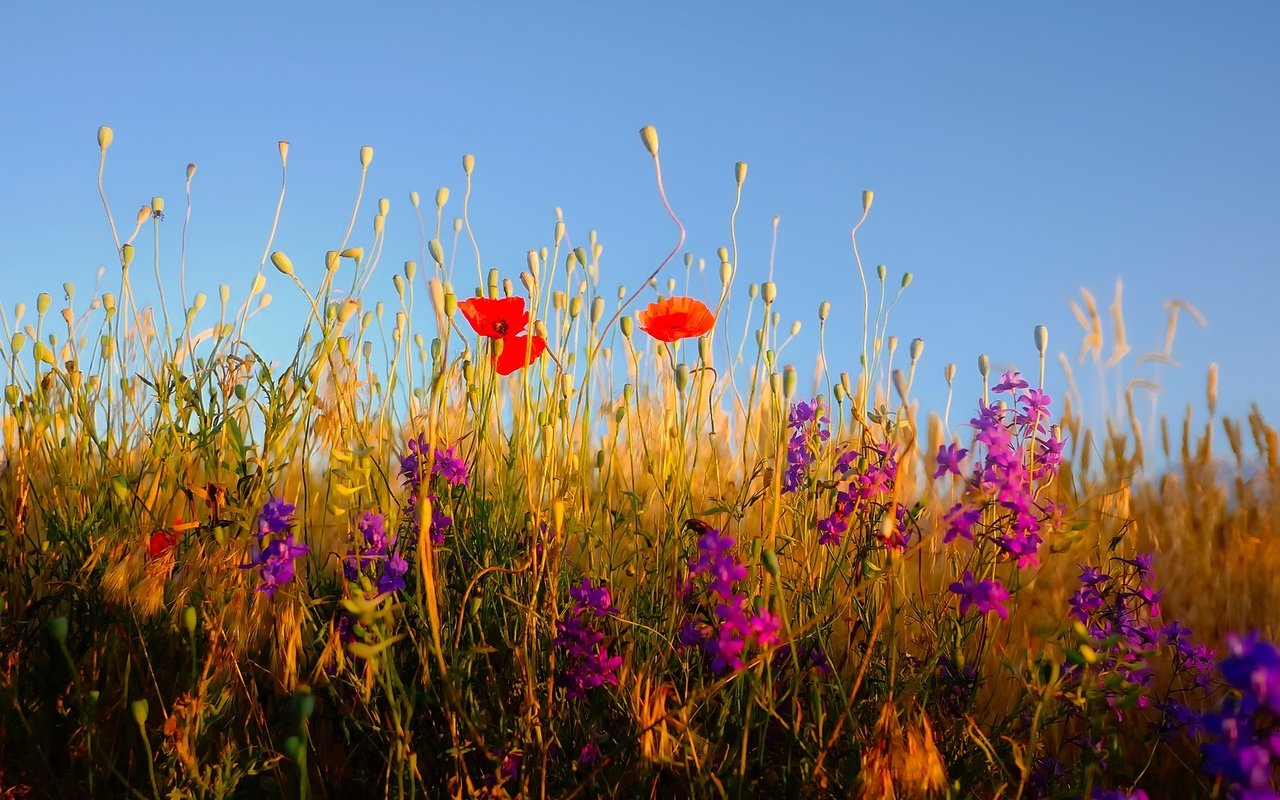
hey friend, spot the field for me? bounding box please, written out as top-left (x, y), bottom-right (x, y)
top-left (1, 126), bottom-right (1277, 799)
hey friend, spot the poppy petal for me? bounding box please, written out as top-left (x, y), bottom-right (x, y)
top-left (458, 296), bottom-right (530, 339)
top-left (493, 333), bottom-right (547, 375)
top-left (637, 296), bottom-right (715, 342)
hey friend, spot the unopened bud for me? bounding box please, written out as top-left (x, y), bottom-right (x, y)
top-left (271, 251), bottom-right (294, 277)
top-left (359, 146), bottom-right (373, 168)
top-left (98, 126), bottom-right (114, 149)
top-left (639, 125), bottom-right (659, 157)
top-left (462, 154), bottom-right (475, 176)
top-left (735, 161), bottom-right (747, 185)
top-left (1034, 324), bottom-right (1048, 356)
top-left (862, 190), bottom-right (873, 214)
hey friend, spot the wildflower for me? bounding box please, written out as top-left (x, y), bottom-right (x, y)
top-left (458, 295), bottom-right (530, 339)
top-left (243, 497), bottom-right (308, 598)
top-left (635, 296), bottom-right (715, 341)
top-left (992, 369), bottom-right (1029, 393)
top-left (399, 437), bottom-right (471, 488)
top-left (578, 742), bottom-right (600, 765)
top-left (948, 571), bottom-right (1011, 618)
top-left (456, 295), bottom-right (547, 374)
top-left (555, 577), bottom-right (623, 698)
top-left (933, 443), bottom-right (969, 479)
top-left (942, 503), bottom-right (982, 543)
top-left (257, 496), bottom-right (296, 540)
top-left (147, 524), bottom-right (180, 559)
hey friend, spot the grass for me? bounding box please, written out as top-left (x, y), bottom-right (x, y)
top-left (0, 124), bottom-right (1276, 799)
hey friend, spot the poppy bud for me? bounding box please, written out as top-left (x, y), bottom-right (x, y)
top-left (720, 260), bottom-right (732, 285)
top-left (783, 365), bottom-right (797, 400)
top-left (819, 301), bottom-right (830, 322)
top-left (121, 244), bottom-right (134, 268)
top-left (1034, 324), bottom-right (1048, 357)
top-left (326, 251), bottom-right (340, 273)
top-left (620, 316), bottom-right (633, 338)
top-left (639, 125), bottom-right (659, 157)
top-left (410, 190), bottom-right (421, 208)
top-left (278, 140), bottom-right (289, 167)
top-left (901, 272), bottom-right (913, 289)
top-left (378, 197), bottom-right (390, 216)
top-left (98, 125), bottom-right (114, 150)
top-left (428, 239), bottom-right (444, 266)
top-left (978, 354), bottom-right (990, 381)
top-left (130, 699), bottom-right (149, 727)
top-left (674, 363), bottom-right (689, 393)
top-left (359, 146), bottom-right (373, 168)
top-left (910, 338), bottom-right (924, 363)
top-left (735, 161), bottom-right (747, 185)
top-left (404, 261), bottom-right (416, 281)
top-left (151, 196), bottom-right (164, 216)
top-left (945, 363), bottom-right (956, 385)
top-left (862, 190), bottom-right (873, 214)
top-left (893, 369), bottom-right (909, 404)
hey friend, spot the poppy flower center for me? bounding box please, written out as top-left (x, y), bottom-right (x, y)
top-left (493, 320), bottom-right (509, 335)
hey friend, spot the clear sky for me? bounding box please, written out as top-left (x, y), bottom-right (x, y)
top-left (2, 3), bottom-right (1277, 450)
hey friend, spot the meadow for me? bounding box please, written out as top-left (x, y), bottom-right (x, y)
top-left (1, 125), bottom-right (1277, 799)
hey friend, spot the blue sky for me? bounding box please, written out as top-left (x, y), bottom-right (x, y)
top-left (2, 3), bottom-right (1277, 449)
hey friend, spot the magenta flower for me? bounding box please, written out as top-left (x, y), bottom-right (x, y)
top-left (933, 443), bottom-right (970, 479)
top-left (949, 571), bottom-right (1011, 618)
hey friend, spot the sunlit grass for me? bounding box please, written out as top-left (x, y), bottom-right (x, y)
top-left (0, 125), bottom-right (1276, 799)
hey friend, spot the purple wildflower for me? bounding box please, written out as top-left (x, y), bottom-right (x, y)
top-left (933, 443), bottom-right (969, 479)
top-left (948, 571), bottom-right (1011, 618)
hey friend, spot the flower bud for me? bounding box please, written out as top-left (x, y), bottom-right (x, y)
top-left (945, 363), bottom-right (956, 385)
top-left (271, 251), bottom-right (294, 277)
top-left (819, 301), bottom-right (830, 322)
top-left (862, 190), bottom-right (873, 214)
top-left (435, 187), bottom-right (449, 209)
top-left (1034, 324), bottom-right (1048, 356)
top-left (639, 125), bottom-right (659, 157)
top-left (278, 140), bottom-right (290, 166)
top-left (340, 247), bottom-right (363, 262)
top-left (674, 363), bottom-right (690, 393)
top-left (130, 698), bottom-right (149, 726)
top-left (36, 292), bottom-right (51, 316)
top-left (909, 337), bottom-right (924, 363)
top-left (47, 616), bottom-right (68, 644)
top-left (462, 154), bottom-right (475, 176)
top-left (783, 365), bottom-right (797, 400)
top-left (359, 146), bottom-right (373, 168)
top-left (735, 161), bottom-right (747, 185)
top-left (121, 244), bottom-right (134, 268)
top-left (97, 126), bottom-right (114, 150)
top-left (978, 354), bottom-right (990, 381)
top-left (410, 190), bottom-right (421, 208)
top-left (151, 197), bottom-right (164, 216)
top-left (404, 260), bottom-right (417, 281)
top-left (182, 606), bottom-right (197, 636)
top-left (620, 316), bottom-right (633, 338)
top-left (900, 272), bottom-right (913, 289)
top-left (428, 239), bottom-right (444, 265)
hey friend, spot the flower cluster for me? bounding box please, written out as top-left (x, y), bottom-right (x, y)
top-left (554, 578), bottom-right (622, 699)
top-left (398, 434), bottom-right (465, 545)
top-left (243, 496), bottom-right (308, 598)
top-left (817, 439), bottom-right (909, 550)
top-left (939, 370), bottom-right (1067, 570)
top-left (458, 295), bottom-right (547, 375)
top-left (782, 398), bottom-right (830, 494)
top-left (948, 570), bottom-right (1011, 619)
top-left (679, 527), bottom-right (781, 674)
top-left (344, 511), bottom-right (409, 595)
top-left (1200, 632), bottom-right (1280, 796)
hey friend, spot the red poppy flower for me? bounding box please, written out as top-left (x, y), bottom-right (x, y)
top-left (458, 296), bottom-right (530, 339)
top-left (148, 527), bottom-right (180, 559)
top-left (636, 296), bottom-right (715, 342)
top-left (493, 333), bottom-right (547, 376)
